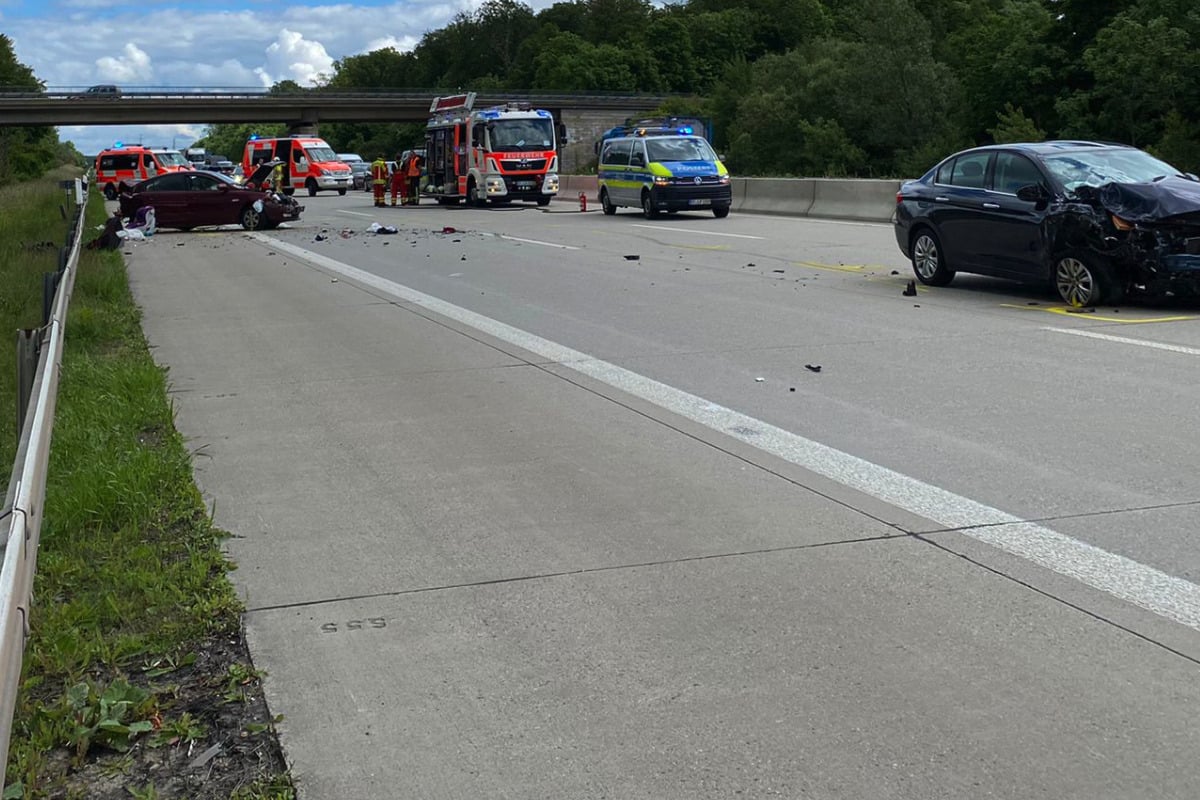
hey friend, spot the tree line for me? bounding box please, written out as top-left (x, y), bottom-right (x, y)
top-left (206, 0), bottom-right (1200, 178)
top-left (0, 36), bottom-right (81, 185)
top-left (4, 1), bottom-right (1199, 183)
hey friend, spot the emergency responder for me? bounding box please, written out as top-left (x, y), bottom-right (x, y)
top-left (405, 151), bottom-right (423, 206)
top-left (370, 155), bottom-right (388, 207)
top-left (389, 152), bottom-right (405, 207)
top-left (270, 161), bottom-right (284, 194)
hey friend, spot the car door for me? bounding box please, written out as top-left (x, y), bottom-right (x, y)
top-left (922, 151), bottom-right (994, 272)
top-left (186, 172), bottom-right (240, 226)
top-left (971, 151), bottom-right (1053, 279)
top-left (139, 173), bottom-right (189, 227)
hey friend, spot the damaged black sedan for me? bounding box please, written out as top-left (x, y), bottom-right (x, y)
top-left (894, 141), bottom-right (1200, 306)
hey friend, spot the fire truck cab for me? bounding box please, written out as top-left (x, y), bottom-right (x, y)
top-left (424, 93), bottom-right (559, 207)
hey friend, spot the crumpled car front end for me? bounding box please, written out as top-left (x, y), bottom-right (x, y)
top-left (1072, 176), bottom-right (1200, 299)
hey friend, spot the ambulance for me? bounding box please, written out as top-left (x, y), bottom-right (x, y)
top-left (94, 145), bottom-right (193, 200)
top-left (241, 135), bottom-right (352, 196)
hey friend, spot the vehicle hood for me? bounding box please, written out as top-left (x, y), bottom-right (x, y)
top-left (651, 161), bottom-right (725, 177)
top-left (1096, 176), bottom-right (1200, 225)
top-left (247, 159), bottom-right (283, 187)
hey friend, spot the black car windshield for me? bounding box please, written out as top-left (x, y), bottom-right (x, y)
top-left (487, 119), bottom-right (554, 151)
top-left (1042, 149), bottom-right (1184, 191)
top-left (645, 137), bottom-right (717, 163)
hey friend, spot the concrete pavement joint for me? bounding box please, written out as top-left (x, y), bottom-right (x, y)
top-left (910, 497), bottom-right (1200, 536)
top-left (250, 233), bottom-right (1200, 635)
top-left (913, 532), bottom-right (1200, 668)
top-left (242, 531), bottom-right (910, 616)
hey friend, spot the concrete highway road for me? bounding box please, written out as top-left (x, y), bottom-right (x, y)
top-left (126, 191), bottom-right (1200, 799)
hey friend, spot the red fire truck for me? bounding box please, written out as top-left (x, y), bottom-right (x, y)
top-left (423, 93), bottom-right (559, 207)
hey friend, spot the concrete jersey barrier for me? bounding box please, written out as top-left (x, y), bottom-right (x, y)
top-left (562, 175), bottom-right (902, 222)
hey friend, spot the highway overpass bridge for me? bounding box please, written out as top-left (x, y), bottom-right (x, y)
top-left (0, 90), bottom-right (673, 172)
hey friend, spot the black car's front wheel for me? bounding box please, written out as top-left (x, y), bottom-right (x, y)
top-left (1054, 250), bottom-right (1123, 307)
top-left (910, 228), bottom-right (954, 286)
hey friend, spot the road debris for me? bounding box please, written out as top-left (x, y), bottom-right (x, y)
top-left (805, 364), bottom-right (822, 373)
top-left (903, 280), bottom-right (917, 296)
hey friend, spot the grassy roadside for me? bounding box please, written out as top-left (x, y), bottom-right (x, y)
top-left (2, 174), bottom-right (295, 799)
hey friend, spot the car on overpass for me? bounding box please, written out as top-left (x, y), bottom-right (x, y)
top-left (895, 141), bottom-right (1200, 307)
top-left (118, 160), bottom-right (303, 232)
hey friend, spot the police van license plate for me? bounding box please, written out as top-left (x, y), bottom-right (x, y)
top-left (688, 199), bottom-right (710, 206)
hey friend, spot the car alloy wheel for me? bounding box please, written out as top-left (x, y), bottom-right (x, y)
top-left (600, 189), bottom-right (616, 216)
top-left (1055, 255), bottom-right (1099, 307)
top-left (913, 234), bottom-right (940, 281)
top-left (910, 228), bottom-right (954, 286)
top-left (240, 206), bottom-right (262, 231)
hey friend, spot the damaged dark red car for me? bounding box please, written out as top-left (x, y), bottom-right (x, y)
top-left (894, 141), bottom-right (1200, 306)
top-left (118, 160), bottom-right (304, 232)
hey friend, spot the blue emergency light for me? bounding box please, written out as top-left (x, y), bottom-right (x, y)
top-left (114, 140), bottom-right (124, 147)
top-left (249, 134), bottom-right (259, 140)
top-left (680, 127), bottom-right (693, 135)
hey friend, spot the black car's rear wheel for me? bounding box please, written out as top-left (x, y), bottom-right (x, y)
top-left (1054, 251), bottom-right (1123, 307)
top-left (910, 228), bottom-right (954, 286)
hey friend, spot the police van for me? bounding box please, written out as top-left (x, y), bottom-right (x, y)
top-left (597, 125), bottom-right (731, 219)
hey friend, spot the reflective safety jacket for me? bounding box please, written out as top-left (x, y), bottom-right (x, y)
top-left (371, 158), bottom-right (388, 184)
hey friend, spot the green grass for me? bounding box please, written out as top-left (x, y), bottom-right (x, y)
top-left (1, 176), bottom-right (294, 798)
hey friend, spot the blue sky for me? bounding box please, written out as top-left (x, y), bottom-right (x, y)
top-left (1, 0), bottom-right (561, 154)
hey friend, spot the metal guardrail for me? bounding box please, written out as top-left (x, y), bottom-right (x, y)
top-left (0, 178), bottom-right (86, 771)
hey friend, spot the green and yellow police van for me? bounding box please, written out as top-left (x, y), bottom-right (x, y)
top-left (597, 125), bottom-right (732, 219)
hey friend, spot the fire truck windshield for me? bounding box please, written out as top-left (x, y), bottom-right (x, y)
top-left (488, 118), bottom-right (555, 152)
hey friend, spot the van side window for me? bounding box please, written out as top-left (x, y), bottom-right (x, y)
top-left (630, 141), bottom-right (646, 167)
top-left (143, 154), bottom-right (155, 169)
top-left (601, 139), bottom-right (632, 167)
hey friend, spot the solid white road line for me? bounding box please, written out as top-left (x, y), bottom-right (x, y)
top-left (630, 224), bottom-right (764, 239)
top-left (1045, 326), bottom-right (1200, 356)
top-left (255, 233), bottom-right (1200, 633)
top-left (337, 210), bottom-right (376, 218)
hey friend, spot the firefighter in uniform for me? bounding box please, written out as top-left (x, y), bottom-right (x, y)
top-left (389, 153), bottom-right (406, 207)
top-left (405, 151), bottom-right (423, 206)
top-left (370, 155), bottom-right (388, 207)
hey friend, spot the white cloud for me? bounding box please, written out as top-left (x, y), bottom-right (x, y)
top-left (95, 43), bottom-right (154, 83)
top-left (259, 29), bottom-right (334, 87)
top-left (4, 0), bottom-right (573, 154)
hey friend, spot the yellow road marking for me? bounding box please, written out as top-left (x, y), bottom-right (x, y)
top-left (999, 303), bottom-right (1196, 324)
top-left (793, 260), bottom-right (866, 273)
